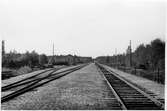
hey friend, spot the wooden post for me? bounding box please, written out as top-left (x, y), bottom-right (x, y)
top-left (129, 40), bottom-right (132, 67)
top-left (157, 67), bottom-right (159, 83)
top-left (135, 67), bottom-right (136, 75)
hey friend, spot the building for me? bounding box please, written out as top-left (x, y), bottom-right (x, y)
top-left (48, 55), bottom-right (92, 65)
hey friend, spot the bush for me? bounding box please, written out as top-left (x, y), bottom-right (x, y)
top-left (157, 58), bottom-right (165, 70)
top-left (16, 66), bottom-right (32, 75)
top-left (137, 64), bottom-right (147, 70)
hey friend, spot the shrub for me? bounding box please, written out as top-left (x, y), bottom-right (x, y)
top-left (16, 66), bottom-right (32, 75)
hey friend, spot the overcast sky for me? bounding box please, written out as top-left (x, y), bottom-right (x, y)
top-left (0, 0), bottom-right (165, 58)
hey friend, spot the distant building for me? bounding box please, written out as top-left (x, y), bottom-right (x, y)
top-left (78, 56), bottom-right (92, 63)
top-left (95, 56), bottom-right (109, 64)
top-left (48, 55), bottom-right (92, 65)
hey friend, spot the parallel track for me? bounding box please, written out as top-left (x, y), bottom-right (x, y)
top-left (96, 63), bottom-right (164, 110)
top-left (1, 64), bottom-right (88, 103)
top-left (2, 68), bottom-right (59, 91)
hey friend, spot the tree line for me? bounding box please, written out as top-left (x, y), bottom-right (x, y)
top-left (96, 38), bottom-right (165, 71)
top-left (132, 38), bottom-right (165, 70)
top-left (2, 50), bottom-right (48, 68)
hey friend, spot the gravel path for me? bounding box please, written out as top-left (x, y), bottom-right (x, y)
top-left (2, 63), bottom-right (115, 110)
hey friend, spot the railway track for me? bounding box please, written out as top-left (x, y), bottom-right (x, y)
top-left (1, 64), bottom-right (88, 103)
top-left (2, 68), bottom-right (59, 91)
top-left (95, 63), bottom-right (164, 110)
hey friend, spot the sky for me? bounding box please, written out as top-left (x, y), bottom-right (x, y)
top-left (0, 0), bottom-right (166, 58)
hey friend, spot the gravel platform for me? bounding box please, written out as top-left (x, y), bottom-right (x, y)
top-left (2, 63), bottom-right (116, 110)
top-left (103, 64), bottom-right (165, 100)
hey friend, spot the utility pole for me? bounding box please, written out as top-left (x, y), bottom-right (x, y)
top-left (48, 43), bottom-right (55, 65)
top-left (115, 48), bottom-right (117, 68)
top-left (52, 43), bottom-right (55, 64)
top-left (53, 43), bottom-right (54, 57)
top-left (129, 40), bottom-right (132, 67)
top-left (2, 40), bottom-right (5, 56)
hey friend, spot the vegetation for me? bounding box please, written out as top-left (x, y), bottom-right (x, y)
top-left (2, 38), bottom-right (164, 82)
top-left (2, 50), bottom-right (48, 79)
top-left (133, 38), bottom-right (165, 70)
top-left (2, 50), bottom-right (48, 69)
top-left (96, 38), bottom-right (165, 84)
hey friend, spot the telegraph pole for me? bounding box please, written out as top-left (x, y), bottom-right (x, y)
top-left (115, 48), bottom-right (117, 68)
top-left (53, 43), bottom-right (54, 57)
top-left (52, 43), bottom-right (55, 64)
top-left (2, 40), bottom-right (5, 56)
top-left (129, 40), bottom-right (132, 67)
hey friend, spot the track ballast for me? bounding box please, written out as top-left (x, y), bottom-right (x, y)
top-left (1, 64), bottom-right (88, 103)
top-left (96, 63), bottom-right (164, 110)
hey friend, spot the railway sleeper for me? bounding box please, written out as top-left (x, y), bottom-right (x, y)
top-left (112, 88), bottom-right (136, 91)
top-left (123, 99), bottom-right (152, 102)
top-left (110, 83), bottom-right (132, 86)
top-left (120, 96), bottom-right (148, 98)
top-left (126, 104), bottom-right (160, 108)
top-left (119, 94), bottom-right (147, 96)
top-left (121, 96), bottom-right (149, 99)
top-left (118, 92), bottom-right (141, 94)
top-left (125, 101), bottom-right (155, 104)
top-left (107, 81), bottom-right (124, 84)
top-left (113, 87), bottom-right (138, 90)
top-left (127, 106), bottom-right (160, 110)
